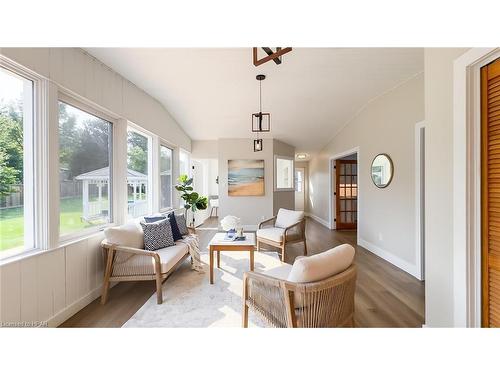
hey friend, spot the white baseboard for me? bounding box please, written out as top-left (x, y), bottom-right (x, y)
top-left (357, 238), bottom-right (419, 279)
top-left (305, 212), bottom-right (330, 228)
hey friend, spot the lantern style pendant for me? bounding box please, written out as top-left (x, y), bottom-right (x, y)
top-left (252, 75), bottom-right (270, 132)
top-left (253, 139), bottom-right (263, 152)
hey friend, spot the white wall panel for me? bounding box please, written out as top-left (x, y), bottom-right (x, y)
top-left (87, 233), bottom-right (105, 289)
top-left (50, 248), bottom-right (67, 317)
top-left (20, 256), bottom-right (38, 322)
top-left (65, 240), bottom-right (89, 306)
top-left (0, 262), bottom-right (21, 323)
top-left (62, 48), bottom-right (85, 95)
top-left (0, 234), bottom-right (104, 326)
top-left (36, 251), bottom-right (56, 322)
top-left (48, 48), bottom-right (64, 85)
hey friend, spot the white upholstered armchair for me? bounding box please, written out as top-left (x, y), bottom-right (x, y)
top-left (256, 208), bottom-right (307, 261)
top-left (242, 244), bottom-right (356, 328)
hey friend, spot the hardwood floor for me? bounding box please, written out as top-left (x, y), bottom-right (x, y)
top-left (60, 217), bottom-right (425, 328)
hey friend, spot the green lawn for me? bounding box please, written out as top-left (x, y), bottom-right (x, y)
top-left (0, 205), bottom-right (24, 251)
top-left (0, 197), bottom-right (102, 252)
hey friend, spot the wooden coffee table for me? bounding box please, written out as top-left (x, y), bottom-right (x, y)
top-left (208, 232), bottom-right (256, 284)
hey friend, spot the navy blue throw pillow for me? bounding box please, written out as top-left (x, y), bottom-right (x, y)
top-left (168, 213), bottom-right (183, 241)
top-left (144, 214), bottom-right (166, 223)
top-left (140, 219), bottom-right (174, 251)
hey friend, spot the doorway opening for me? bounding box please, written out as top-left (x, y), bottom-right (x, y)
top-left (331, 151), bottom-right (358, 231)
top-left (295, 167), bottom-right (305, 211)
top-left (191, 158), bottom-right (219, 229)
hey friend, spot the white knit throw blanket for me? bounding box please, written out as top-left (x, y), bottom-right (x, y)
top-left (178, 233), bottom-right (204, 272)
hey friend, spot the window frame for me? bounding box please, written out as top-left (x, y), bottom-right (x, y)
top-left (57, 93), bottom-right (116, 243)
top-left (274, 155), bottom-right (295, 192)
top-left (126, 123), bottom-right (154, 219)
top-left (0, 61), bottom-right (39, 260)
top-left (159, 142), bottom-right (174, 212)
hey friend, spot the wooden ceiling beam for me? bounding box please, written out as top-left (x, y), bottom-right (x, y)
top-left (253, 47), bottom-right (292, 67)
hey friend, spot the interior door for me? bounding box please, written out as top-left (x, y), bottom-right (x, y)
top-left (335, 159), bottom-right (357, 230)
top-left (295, 167), bottom-right (305, 211)
top-left (481, 58), bottom-right (500, 327)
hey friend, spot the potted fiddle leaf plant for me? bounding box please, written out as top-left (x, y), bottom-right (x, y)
top-left (175, 174), bottom-right (208, 227)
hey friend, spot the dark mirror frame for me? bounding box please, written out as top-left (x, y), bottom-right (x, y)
top-left (370, 153), bottom-right (394, 188)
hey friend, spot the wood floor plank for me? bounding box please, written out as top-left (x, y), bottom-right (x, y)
top-left (60, 217), bottom-right (425, 328)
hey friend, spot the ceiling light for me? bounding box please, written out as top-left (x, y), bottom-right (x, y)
top-left (254, 139), bottom-right (263, 152)
top-left (296, 153), bottom-right (308, 160)
top-left (252, 74), bottom-right (270, 133)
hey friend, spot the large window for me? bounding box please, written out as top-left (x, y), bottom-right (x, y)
top-left (127, 128), bottom-right (151, 218)
top-left (160, 145), bottom-right (173, 210)
top-left (275, 155), bottom-right (294, 190)
top-left (0, 67), bottom-right (34, 256)
top-left (58, 100), bottom-right (112, 237)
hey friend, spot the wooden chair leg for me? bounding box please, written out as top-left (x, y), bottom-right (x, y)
top-left (281, 243), bottom-right (286, 262)
top-left (156, 274), bottom-right (163, 304)
top-left (243, 303), bottom-right (249, 328)
top-left (242, 274), bottom-right (249, 328)
top-left (100, 248), bottom-right (114, 305)
top-left (303, 239), bottom-right (308, 256)
top-left (154, 257), bottom-right (163, 304)
top-left (256, 239), bottom-right (260, 251)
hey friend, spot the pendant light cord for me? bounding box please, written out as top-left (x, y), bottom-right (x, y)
top-left (259, 80), bottom-right (262, 113)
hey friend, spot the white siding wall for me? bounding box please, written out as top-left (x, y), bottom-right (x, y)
top-left (0, 232), bottom-right (104, 327)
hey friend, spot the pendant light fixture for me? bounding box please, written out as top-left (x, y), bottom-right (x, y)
top-left (252, 74), bottom-right (270, 133)
top-left (252, 74), bottom-right (269, 152)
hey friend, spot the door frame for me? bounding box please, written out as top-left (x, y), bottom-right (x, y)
top-left (415, 121), bottom-right (425, 281)
top-left (335, 159), bottom-right (358, 230)
top-left (328, 147), bottom-right (360, 239)
top-left (453, 47), bottom-right (500, 327)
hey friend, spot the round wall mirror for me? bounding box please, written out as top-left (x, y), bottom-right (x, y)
top-left (371, 154), bottom-right (394, 188)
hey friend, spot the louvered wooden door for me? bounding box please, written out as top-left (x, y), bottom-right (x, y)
top-left (481, 58), bottom-right (500, 327)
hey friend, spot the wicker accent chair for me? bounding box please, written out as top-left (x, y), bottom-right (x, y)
top-left (242, 244), bottom-right (356, 328)
top-left (100, 221), bottom-right (195, 305)
top-left (257, 208), bottom-right (307, 261)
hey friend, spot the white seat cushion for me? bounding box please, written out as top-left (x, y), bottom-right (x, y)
top-left (112, 241), bottom-right (189, 276)
top-left (256, 227), bottom-right (285, 243)
top-left (287, 244), bottom-right (355, 283)
top-left (275, 208), bottom-right (304, 229)
top-left (104, 222), bottom-right (144, 249)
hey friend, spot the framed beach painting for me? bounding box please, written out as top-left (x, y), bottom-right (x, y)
top-left (228, 159), bottom-right (265, 196)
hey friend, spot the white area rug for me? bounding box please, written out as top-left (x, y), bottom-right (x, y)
top-left (123, 250), bottom-right (282, 328)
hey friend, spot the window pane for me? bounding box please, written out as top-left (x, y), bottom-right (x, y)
top-left (276, 158), bottom-right (294, 189)
top-left (0, 67), bottom-right (33, 255)
top-left (179, 149), bottom-right (190, 177)
top-left (127, 129), bottom-right (149, 218)
top-left (160, 145), bottom-right (173, 210)
top-left (59, 101), bottom-right (112, 236)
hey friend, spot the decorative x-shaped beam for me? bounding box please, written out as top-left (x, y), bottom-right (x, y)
top-left (253, 47), bottom-right (292, 67)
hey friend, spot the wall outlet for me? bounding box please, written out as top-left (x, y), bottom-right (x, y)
top-left (261, 215), bottom-right (265, 221)
top-left (378, 233), bottom-right (383, 241)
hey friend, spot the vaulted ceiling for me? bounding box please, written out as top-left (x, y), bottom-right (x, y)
top-left (86, 48), bottom-right (423, 156)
